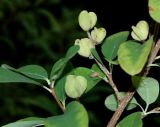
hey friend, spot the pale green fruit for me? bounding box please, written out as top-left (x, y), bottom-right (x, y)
top-left (75, 38), bottom-right (94, 57)
top-left (131, 20), bottom-right (149, 41)
top-left (91, 27), bottom-right (106, 44)
top-left (78, 10), bottom-right (97, 31)
top-left (65, 75), bottom-right (87, 98)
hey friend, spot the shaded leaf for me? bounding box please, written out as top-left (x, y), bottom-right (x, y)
top-left (50, 58), bottom-right (67, 80)
top-left (2, 102), bottom-right (88, 127)
top-left (2, 117), bottom-right (44, 127)
top-left (0, 67), bottom-right (40, 85)
top-left (102, 31), bottom-right (129, 63)
top-left (65, 45), bottom-right (79, 60)
top-left (132, 76), bottom-right (159, 105)
top-left (55, 76), bottom-right (66, 106)
top-left (45, 101), bottom-right (88, 127)
top-left (17, 65), bottom-right (48, 80)
top-left (1, 64), bottom-right (19, 72)
top-left (50, 46), bottom-right (79, 81)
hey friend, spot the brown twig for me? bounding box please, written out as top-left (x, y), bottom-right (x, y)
top-left (143, 38), bottom-right (160, 76)
top-left (50, 87), bottom-right (65, 112)
top-left (106, 38), bottom-right (160, 127)
top-left (107, 88), bottom-right (135, 127)
top-left (87, 31), bottom-right (121, 101)
top-left (95, 59), bottom-right (121, 102)
top-left (88, 29), bottom-right (159, 126)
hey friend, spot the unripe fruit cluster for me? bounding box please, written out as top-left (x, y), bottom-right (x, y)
top-left (131, 20), bottom-right (149, 41)
top-left (75, 10), bottom-right (107, 57)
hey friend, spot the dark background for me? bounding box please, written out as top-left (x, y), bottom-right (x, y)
top-left (0, 0), bottom-right (159, 127)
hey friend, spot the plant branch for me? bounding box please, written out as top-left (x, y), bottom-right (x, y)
top-left (146, 107), bottom-right (160, 114)
top-left (94, 59), bottom-right (121, 102)
top-left (106, 38), bottom-right (160, 127)
top-left (107, 88), bottom-right (135, 127)
top-left (143, 38), bottom-right (160, 76)
top-left (142, 107), bottom-right (160, 119)
top-left (87, 31), bottom-right (121, 101)
top-left (50, 87), bottom-right (65, 112)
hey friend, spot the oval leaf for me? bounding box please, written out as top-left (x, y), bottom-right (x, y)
top-left (18, 65), bottom-right (48, 80)
top-left (50, 45), bottom-right (79, 81)
top-left (132, 76), bottom-right (159, 105)
top-left (102, 31), bottom-right (129, 63)
top-left (45, 101), bottom-right (88, 127)
top-left (50, 58), bottom-right (67, 80)
top-left (149, 0), bottom-right (160, 23)
top-left (54, 76), bottom-right (66, 106)
top-left (104, 92), bottom-right (137, 111)
top-left (2, 117), bottom-right (44, 127)
top-left (118, 36), bottom-right (153, 75)
top-left (116, 112), bottom-right (143, 127)
top-left (91, 48), bottom-right (103, 65)
top-left (65, 45), bottom-right (79, 60)
top-left (0, 67), bottom-right (40, 85)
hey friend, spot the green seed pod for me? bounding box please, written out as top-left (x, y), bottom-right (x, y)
top-left (75, 38), bottom-right (94, 57)
top-left (65, 75), bottom-right (87, 98)
top-left (91, 27), bottom-right (106, 44)
top-left (131, 20), bottom-right (149, 41)
top-left (78, 10), bottom-right (97, 31)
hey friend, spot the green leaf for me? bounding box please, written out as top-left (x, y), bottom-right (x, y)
top-left (50, 45), bottom-right (79, 81)
top-left (3, 102), bottom-right (88, 127)
top-left (1, 64), bottom-right (17, 72)
top-left (17, 65), bottom-right (48, 81)
top-left (104, 92), bottom-right (137, 111)
top-left (55, 76), bottom-right (66, 106)
top-left (91, 64), bottom-right (105, 78)
top-left (118, 36), bottom-right (153, 75)
top-left (71, 67), bottom-right (101, 92)
top-left (50, 58), bottom-right (67, 80)
top-left (91, 48), bottom-right (103, 65)
top-left (2, 64), bottom-right (48, 81)
top-left (2, 117), bottom-right (44, 127)
top-left (45, 101), bottom-right (88, 127)
top-left (0, 67), bottom-right (40, 85)
top-left (116, 112), bottom-right (143, 127)
top-left (132, 76), bottom-right (159, 105)
top-left (148, 0), bottom-right (160, 23)
top-left (101, 31), bottom-right (129, 63)
top-left (65, 45), bottom-right (79, 60)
